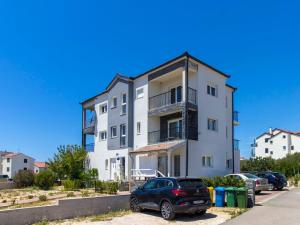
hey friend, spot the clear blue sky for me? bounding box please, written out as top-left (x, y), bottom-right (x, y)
top-left (0, 0), bottom-right (299, 161)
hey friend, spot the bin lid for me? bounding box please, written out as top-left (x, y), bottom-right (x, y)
top-left (226, 187), bottom-right (238, 191)
top-left (208, 186), bottom-right (214, 190)
top-left (215, 186), bottom-right (225, 191)
top-left (237, 187), bottom-right (247, 191)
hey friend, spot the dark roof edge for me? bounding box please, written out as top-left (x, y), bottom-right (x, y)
top-left (226, 84), bottom-right (237, 91)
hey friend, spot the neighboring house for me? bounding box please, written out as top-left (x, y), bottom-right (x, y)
top-left (0, 151), bottom-right (13, 175)
top-left (34, 162), bottom-right (48, 173)
top-left (81, 52), bottom-right (240, 181)
top-left (1, 153), bottom-right (35, 178)
top-left (252, 128), bottom-right (300, 159)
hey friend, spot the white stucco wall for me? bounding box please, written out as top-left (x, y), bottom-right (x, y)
top-left (1, 154), bottom-right (34, 178)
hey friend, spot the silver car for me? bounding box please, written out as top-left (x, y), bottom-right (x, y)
top-left (225, 173), bottom-right (269, 194)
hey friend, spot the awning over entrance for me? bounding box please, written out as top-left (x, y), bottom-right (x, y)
top-left (129, 140), bottom-right (186, 155)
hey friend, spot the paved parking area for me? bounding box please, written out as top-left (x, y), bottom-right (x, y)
top-left (255, 188), bottom-right (289, 204)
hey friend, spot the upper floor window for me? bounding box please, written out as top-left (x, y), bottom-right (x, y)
top-left (202, 156), bottom-right (213, 167)
top-left (207, 84), bottom-right (217, 97)
top-left (265, 138), bottom-right (269, 143)
top-left (100, 104), bottom-right (107, 114)
top-left (137, 122), bottom-right (141, 135)
top-left (121, 93), bottom-right (126, 115)
top-left (111, 126), bottom-right (117, 138)
top-left (100, 131), bottom-right (107, 141)
top-left (120, 124), bottom-right (126, 147)
top-left (111, 97), bottom-right (117, 109)
top-left (270, 151), bottom-right (273, 155)
top-left (105, 159), bottom-right (108, 170)
top-left (291, 145), bottom-right (294, 150)
top-left (283, 135), bottom-right (286, 139)
top-left (208, 118), bottom-right (218, 131)
top-left (265, 148), bottom-right (269, 153)
top-left (24, 159), bottom-right (28, 163)
top-left (283, 146), bottom-right (286, 150)
top-left (270, 140), bottom-right (273, 144)
top-left (136, 88), bottom-right (144, 99)
top-left (7, 158), bottom-right (10, 163)
top-left (6, 167), bottom-right (9, 172)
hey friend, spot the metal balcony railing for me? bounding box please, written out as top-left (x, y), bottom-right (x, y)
top-left (149, 87), bottom-right (197, 110)
top-left (234, 139), bottom-right (240, 151)
top-left (84, 143), bottom-right (95, 152)
top-left (233, 111), bottom-right (239, 123)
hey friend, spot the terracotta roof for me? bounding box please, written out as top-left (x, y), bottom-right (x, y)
top-left (2, 153), bottom-right (21, 158)
top-left (130, 140), bottom-right (186, 154)
top-left (0, 151), bottom-right (14, 157)
top-left (34, 162), bottom-right (47, 168)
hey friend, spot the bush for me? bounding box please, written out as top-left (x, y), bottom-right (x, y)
top-left (39, 195), bottom-right (47, 201)
top-left (28, 195), bottom-right (34, 199)
top-left (63, 179), bottom-right (83, 191)
top-left (35, 170), bottom-right (56, 190)
top-left (66, 192), bottom-right (75, 197)
top-left (292, 175), bottom-right (300, 187)
top-left (81, 190), bottom-right (90, 197)
top-left (200, 176), bottom-right (245, 188)
top-left (14, 170), bottom-right (34, 188)
top-left (95, 181), bottom-right (119, 194)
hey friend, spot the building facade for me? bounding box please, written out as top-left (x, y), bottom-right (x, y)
top-left (34, 162), bottom-right (48, 173)
top-left (252, 128), bottom-right (300, 159)
top-left (1, 153), bottom-right (35, 178)
top-left (81, 52), bottom-right (240, 181)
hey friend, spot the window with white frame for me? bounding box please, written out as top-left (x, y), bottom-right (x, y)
top-left (7, 158), bottom-right (10, 163)
top-left (136, 88), bottom-right (144, 99)
top-left (202, 156), bottom-right (213, 167)
top-left (100, 104), bottom-right (107, 114)
top-left (120, 124), bottom-right (126, 146)
top-left (137, 122), bottom-right (141, 135)
top-left (105, 159), bottom-right (108, 170)
top-left (207, 118), bottom-right (218, 131)
top-left (111, 97), bottom-right (117, 108)
top-left (265, 148), bottom-right (269, 153)
top-left (111, 126), bottom-right (117, 138)
top-left (121, 93), bottom-right (126, 115)
top-left (291, 145), bottom-right (294, 150)
top-left (6, 167), bottom-right (9, 172)
top-left (100, 131), bottom-right (107, 141)
top-left (207, 84), bottom-right (217, 97)
top-left (283, 146), bottom-right (286, 150)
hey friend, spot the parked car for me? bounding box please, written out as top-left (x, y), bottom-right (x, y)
top-left (0, 175), bottom-right (9, 182)
top-left (130, 177), bottom-right (211, 220)
top-left (225, 173), bottom-right (269, 194)
top-left (255, 171), bottom-right (287, 190)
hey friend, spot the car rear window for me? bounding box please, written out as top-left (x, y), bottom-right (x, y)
top-left (178, 179), bottom-right (204, 188)
top-left (243, 173), bottom-right (258, 179)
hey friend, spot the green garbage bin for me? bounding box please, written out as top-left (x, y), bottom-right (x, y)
top-left (226, 187), bottom-right (237, 207)
top-left (237, 187), bottom-right (248, 208)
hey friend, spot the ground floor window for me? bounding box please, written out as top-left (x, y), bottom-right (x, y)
top-left (202, 156), bottom-right (213, 167)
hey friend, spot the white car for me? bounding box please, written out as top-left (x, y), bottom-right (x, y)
top-left (225, 173), bottom-right (269, 194)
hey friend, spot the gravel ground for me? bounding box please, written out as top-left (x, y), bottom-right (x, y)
top-left (48, 208), bottom-right (234, 225)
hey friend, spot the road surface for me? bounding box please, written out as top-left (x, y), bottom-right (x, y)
top-left (223, 187), bottom-right (300, 225)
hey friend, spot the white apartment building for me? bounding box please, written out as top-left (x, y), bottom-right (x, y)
top-left (81, 52), bottom-right (240, 181)
top-left (252, 128), bottom-right (300, 159)
top-left (1, 152), bottom-right (35, 178)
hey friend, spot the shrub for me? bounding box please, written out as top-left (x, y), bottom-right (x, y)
top-left (28, 195), bottom-right (34, 199)
top-left (63, 179), bottom-right (83, 191)
top-left (14, 170), bottom-right (34, 188)
top-left (200, 176), bottom-right (245, 188)
top-left (2, 199), bottom-right (7, 203)
top-left (66, 192), bottom-right (75, 197)
top-left (39, 195), bottom-right (47, 201)
top-left (292, 175), bottom-right (300, 187)
top-left (95, 181), bottom-right (119, 194)
top-left (35, 170), bottom-right (56, 190)
top-left (81, 190), bottom-right (90, 197)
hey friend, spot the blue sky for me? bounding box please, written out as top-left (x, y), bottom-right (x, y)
top-left (0, 0), bottom-right (299, 161)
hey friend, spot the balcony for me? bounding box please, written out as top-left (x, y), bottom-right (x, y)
top-left (84, 143), bottom-right (94, 152)
top-left (234, 139), bottom-right (240, 151)
top-left (149, 87), bottom-right (197, 116)
top-left (148, 126), bottom-right (198, 144)
top-left (233, 111), bottom-right (240, 126)
top-left (83, 116), bottom-right (96, 134)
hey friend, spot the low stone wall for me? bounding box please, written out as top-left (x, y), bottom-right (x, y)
top-left (0, 194), bottom-right (130, 225)
top-left (0, 182), bottom-right (14, 190)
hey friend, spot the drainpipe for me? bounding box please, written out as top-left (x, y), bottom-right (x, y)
top-left (232, 91), bottom-right (235, 173)
top-left (185, 56), bottom-right (189, 177)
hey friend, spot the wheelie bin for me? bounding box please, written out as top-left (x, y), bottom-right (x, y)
top-left (226, 187), bottom-right (237, 207)
top-left (237, 187), bottom-right (248, 208)
top-left (208, 187), bottom-right (214, 204)
top-left (215, 187), bottom-right (225, 207)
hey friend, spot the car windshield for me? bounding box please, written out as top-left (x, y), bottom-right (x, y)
top-left (178, 179), bottom-right (204, 188)
top-left (273, 172), bottom-right (286, 179)
top-left (243, 173), bottom-right (258, 179)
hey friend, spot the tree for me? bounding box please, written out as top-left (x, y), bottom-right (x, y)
top-left (35, 170), bottom-right (57, 190)
top-left (14, 170), bottom-right (35, 188)
top-left (48, 145), bottom-right (87, 180)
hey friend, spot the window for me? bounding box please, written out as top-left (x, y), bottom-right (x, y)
top-left (24, 167), bottom-right (27, 170)
top-left (100, 104), bottom-right (107, 114)
top-left (136, 88), bottom-right (144, 99)
top-left (6, 167), bottom-right (9, 172)
top-left (283, 146), bottom-right (286, 150)
top-left (121, 93), bottom-right (126, 115)
top-left (7, 158), bottom-right (10, 163)
top-left (270, 151), bottom-right (273, 155)
top-left (291, 146), bottom-right (294, 150)
top-left (137, 122), bottom-right (141, 135)
top-left (111, 97), bottom-right (117, 108)
top-left (225, 96), bottom-right (228, 108)
top-left (226, 159), bottom-right (231, 169)
top-left (157, 179), bottom-right (173, 189)
top-left (226, 126), bottom-right (228, 138)
top-left (24, 159), bottom-right (28, 163)
top-left (270, 140), bottom-right (273, 144)
top-left (100, 131), bottom-right (107, 141)
top-left (202, 156), bottom-right (213, 167)
top-left (120, 124), bottom-right (126, 146)
top-left (207, 85), bottom-right (217, 97)
top-left (143, 180), bottom-right (157, 190)
top-left (265, 138), bottom-right (269, 143)
top-left (111, 126), bottom-right (117, 138)
top-left (208, 118), bottom-right (218, 131)
top-left (265, 148), bottom-right (269, 153)
top-left (105, 159), bottom-right (108, 170)
top-left (283, 135), bottom-right (286, 139)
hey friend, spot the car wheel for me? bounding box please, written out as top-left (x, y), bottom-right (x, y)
top-left (130, 197), bottom-right (142, 212)
top-left (277, 187), bottom-right (284, 191)
top-left (161, 201), bottom-right (175, 220)
top-left (197, 210), bottom-right (207, 216)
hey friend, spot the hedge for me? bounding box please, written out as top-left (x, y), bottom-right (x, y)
top-left (200, 176), bottom-right (245, 188)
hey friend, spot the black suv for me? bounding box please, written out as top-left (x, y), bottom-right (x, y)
top-left (130, 177), bottom-right (211, 220)
top-left (255, 171), bottom-right (287, 190)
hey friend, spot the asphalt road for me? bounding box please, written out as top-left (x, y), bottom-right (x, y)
top-left (223, 187), bottom-right (300, 225)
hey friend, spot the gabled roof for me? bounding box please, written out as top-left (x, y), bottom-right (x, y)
top-left (34, 162), bottom-right (47, 168)
top-left (81, 52), bottom-right (232, 104)
top-left (2, 153), bottom-right (21, 158)
top-left (256, 128), bottom-right (300, 141)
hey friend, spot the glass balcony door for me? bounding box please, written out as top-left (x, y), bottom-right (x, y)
top-left (168, 119), bottom-right (183, 140)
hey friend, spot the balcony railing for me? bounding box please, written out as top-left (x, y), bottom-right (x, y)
top-left (83, 116), bottom-right (96, 134)
top-left (84, 143), bottom-right (94, 152)
top-left (233, 111), bottom-right (239, 125)
top-left (149, 87), bottom-right (197, 111)
top-left (234, 139), bottom-right (240, 151)
top-left (148, 126), bottom-right (197, 144)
